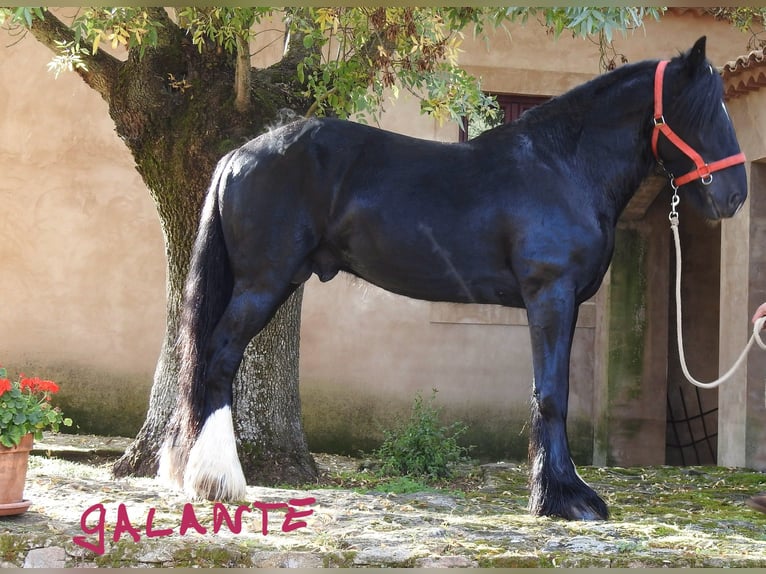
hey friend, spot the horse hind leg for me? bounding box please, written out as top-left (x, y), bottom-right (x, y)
top-left (182, 281), bottom-right (297, 501)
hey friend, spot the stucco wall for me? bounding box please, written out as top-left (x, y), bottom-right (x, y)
top-left (708, 59), bottom-right (766, 471)
top-left (745, 163), bottom-right (766, 471)
top-left (0, 28), bottom-right (165, 434)
top-left (0, 12), bottom-right (755, 461)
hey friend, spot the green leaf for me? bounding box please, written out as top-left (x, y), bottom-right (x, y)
top-left (18, 7), bottom-right (32, 27)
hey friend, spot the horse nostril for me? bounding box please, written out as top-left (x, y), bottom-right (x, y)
top-left (728, 191), bottom-right (745, 215)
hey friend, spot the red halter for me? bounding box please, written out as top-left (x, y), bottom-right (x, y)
top-left (651, 59), bottom-right (746, 187)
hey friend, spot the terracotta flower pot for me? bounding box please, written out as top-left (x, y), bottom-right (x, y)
top-left (0, 433), bottom-right (34, 516)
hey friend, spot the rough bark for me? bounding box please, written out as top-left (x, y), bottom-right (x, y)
top-left (234, 286), bottom-right (318, 485)
top-left (26, 9), bottom-right (317, 484)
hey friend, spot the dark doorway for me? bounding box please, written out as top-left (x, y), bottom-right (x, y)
top-left (665, 200), bottom-right (721, 465)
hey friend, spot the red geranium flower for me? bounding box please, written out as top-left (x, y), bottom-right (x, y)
top-left (41, 380), bottom-right (59, 394)
top-left (0, 366), bottom-right (72, 448)
top-left (18, 377), bottom-right (59, 394)
top-left (20, 376), bottom-right (38, 392)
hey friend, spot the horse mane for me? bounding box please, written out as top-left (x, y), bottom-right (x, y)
top-left (474, 46), bottom-right (722, 143)
top-left (476, 59), bottom-right (654, 140)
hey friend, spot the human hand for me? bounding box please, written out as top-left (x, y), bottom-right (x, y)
top-left (752, 302), bottom-right (766, 326)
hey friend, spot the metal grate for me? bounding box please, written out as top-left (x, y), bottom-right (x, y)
top-left (665, 384), bottom-right (718, 466)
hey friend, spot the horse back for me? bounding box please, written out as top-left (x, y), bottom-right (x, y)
top-left (221, 117), bottom-right (611, 307)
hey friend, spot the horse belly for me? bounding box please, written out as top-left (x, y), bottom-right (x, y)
top-left (326, 219), bottom-right (522, 306)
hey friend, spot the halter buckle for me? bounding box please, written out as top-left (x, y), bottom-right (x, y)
top-left (653, 115), bottom-right (665, 127)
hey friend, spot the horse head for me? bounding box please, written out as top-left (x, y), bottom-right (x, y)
top-left (653, 36), bottom-right (747, 220)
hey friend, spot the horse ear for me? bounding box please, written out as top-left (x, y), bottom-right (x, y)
top-left (686, 36), bottom-right (707, 72)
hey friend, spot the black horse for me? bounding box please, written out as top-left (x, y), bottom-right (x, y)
top-left (159, 37), bottom-right (746, 520)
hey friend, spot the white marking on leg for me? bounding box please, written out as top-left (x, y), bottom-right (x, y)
top-left (183, 406), bottom-right (247, 501)
top-left (157, 440), bottom-right (183, 488)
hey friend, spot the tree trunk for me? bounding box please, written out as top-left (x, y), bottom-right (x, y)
top-left (234, 286), bottom-right (318, 484)
top-left (111, 58), bottom-right (318, 485)
top-left (25, 10), bottom-right (317, 486)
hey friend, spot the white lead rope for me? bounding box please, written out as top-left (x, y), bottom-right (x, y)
top-left (671, 217), bottom-right (766, 389)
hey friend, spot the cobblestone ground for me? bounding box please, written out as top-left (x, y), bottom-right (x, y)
top-left (1, 434), bottom-right (765, 568)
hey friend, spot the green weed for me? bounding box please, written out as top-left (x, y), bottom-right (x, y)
top-left (374, 389), bottom-right (471, 480)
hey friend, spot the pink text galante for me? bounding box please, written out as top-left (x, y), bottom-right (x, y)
top-left (72, 497), bottom-right (316, 555)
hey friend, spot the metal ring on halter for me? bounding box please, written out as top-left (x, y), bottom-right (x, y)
top-left (701, 173), bottom-right (713, 185)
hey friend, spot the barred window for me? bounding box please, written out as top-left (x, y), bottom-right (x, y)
top-left (460, 93), bottom-right (550, 142)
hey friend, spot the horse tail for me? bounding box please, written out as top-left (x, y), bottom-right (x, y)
top-left (159, 153), bottom-right (240, 496)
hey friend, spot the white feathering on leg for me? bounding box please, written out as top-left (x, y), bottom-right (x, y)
top-left (183, 406), bottom-right (247, 501)
top-left (157, 440), bottom-right (184, 489)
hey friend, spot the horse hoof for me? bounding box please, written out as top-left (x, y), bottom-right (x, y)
top-left (531, 497), bottom-right (609, 521)
top-left (528, 476), bottom-right (609, 521)
top-left (565, 499), bottom-right (609, 521)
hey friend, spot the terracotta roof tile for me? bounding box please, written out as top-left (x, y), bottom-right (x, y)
top-left (721, 49), bottom-right (766, 99)
top-left (667, 7), bottom-right (707, 16)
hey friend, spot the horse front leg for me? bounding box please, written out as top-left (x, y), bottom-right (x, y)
top-left (525, 286), bottom-right (608, 521)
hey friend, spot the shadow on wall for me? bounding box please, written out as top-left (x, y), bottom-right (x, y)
top-left (300, 382), bottom-right (595, 464)
top-left (16, 362), bottom-right (595, 464)
top-left (8, 361), bottom-right (152, 438)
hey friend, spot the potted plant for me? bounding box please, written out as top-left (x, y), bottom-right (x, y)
top-left (0, 366), bottom-right (72, 516)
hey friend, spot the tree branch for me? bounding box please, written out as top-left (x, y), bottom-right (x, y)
top-left (281, 14), bottom-right (316, 67)
top-left (234, 33), bottom-right (251, 113)
top-left (26, 9), bottom-right (120, 101)
top-left (141, 7), bottom-right (180, 50)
